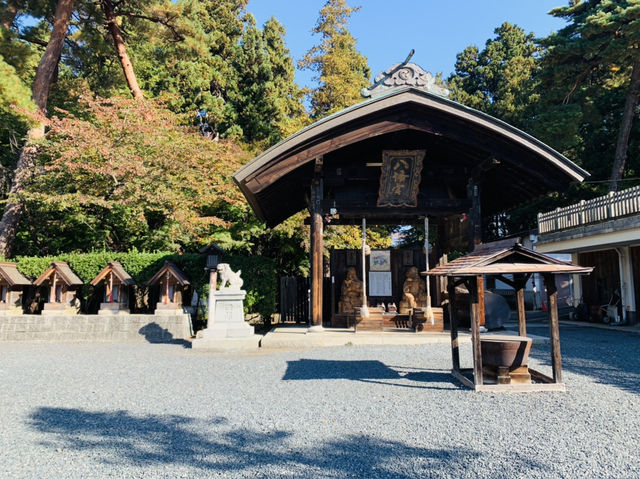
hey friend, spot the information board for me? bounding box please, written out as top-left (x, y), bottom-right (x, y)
top-left (369, 272), bottom-right (392, 297)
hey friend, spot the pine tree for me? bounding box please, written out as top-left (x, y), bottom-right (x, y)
top-left (540, 0), bottom-right (640, 191)
top-left (0, 0), bottom-right (76, 257)
top-left (299, 0), bottom-right (370, 119)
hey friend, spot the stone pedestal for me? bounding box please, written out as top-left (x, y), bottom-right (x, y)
top-left (98, 302), bottom-right (130, 315)
top-left (42, 294), bottom-right (79, 316)
top-left (155, 302), bottom-right (184, 315)
top-left (192, 289), bottom-right (260, 351)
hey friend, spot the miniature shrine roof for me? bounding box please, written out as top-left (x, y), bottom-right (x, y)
top-left (425, 240), bottom-right (593, 277)
top-left (33, 261), bottom-right (83, 286)
top-left (90, 261), bottom-right (136, 286)
top-left (233, 87), bottom-right (589, 227)
top-left (0, 262), bottom-right (31, 286)
top-left (147, 261), bottom-right (190, 286)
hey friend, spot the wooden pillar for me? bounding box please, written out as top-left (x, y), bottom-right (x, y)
top-left (206, 268), bottom-right (217, 329)
top-left (515, 273), bottom-right (527, 337)
top-left (544, 273), bottom-right (563, 383)
top-left (50, 272), bottom-right (57, 303)
top-left (447, 279), bottom-right (460, 371)
top-left (469, 276), bottom-right (483, 385)
top-left (310, 160), bottom-right (324, 328)
top-left (477, 274), bottom-right (485, 327)
top-left (467, 179), bottom-right (482, 252)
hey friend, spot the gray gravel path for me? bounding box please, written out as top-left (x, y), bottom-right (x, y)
top-left (1, 325), bottom-right (640, 478)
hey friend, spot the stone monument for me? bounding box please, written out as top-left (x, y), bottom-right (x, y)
top-left (192, 263), bottom-right (261, 351)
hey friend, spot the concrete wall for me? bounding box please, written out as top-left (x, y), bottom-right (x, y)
top-left (0, 314), bottom-right (193, 342)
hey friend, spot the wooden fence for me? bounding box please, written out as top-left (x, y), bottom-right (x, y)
top-left (538, 186), bottom-right (640, 234)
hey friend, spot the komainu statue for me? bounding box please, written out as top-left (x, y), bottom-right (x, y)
top-left (217, 263), bottom-right (243, 290)
top-left (399, 266), bottom-right (428, 314)
top-left (338, 267), bottom-right (363, 313)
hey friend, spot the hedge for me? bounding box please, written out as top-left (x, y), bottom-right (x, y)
top-left (10, 251), bottom-right (276, 319)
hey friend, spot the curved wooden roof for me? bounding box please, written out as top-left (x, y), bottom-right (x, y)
top-left (233, 87), bottom-right (588, 227)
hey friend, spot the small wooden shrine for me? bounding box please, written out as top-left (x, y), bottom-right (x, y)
top-left (34, 261), bottom-right (83, 315)
top-left (426, 240), bottom-right (592, 392)
top-left (0, 262), bottom-right (31, 315)
top-left (147, 261), bottom-right (191, 314)
top-left (90, 262), bottom-right (136, 314)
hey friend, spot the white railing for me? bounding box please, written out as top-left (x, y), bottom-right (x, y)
top-left (538, 185), bottom-right (640, 234)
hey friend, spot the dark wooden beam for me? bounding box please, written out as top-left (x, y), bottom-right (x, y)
top-left (447, 280), bottom-right (460, 372)
top-left (470, 276), bottom-right (483, 386)
top-left (467, 179), bottom-right (482, 251)
top-left (543, 273), bottom-right (563, 383)
top-left (310, 159), bottom-right (324, 328)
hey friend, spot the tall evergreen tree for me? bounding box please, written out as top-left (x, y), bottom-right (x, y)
top-left (263, 17), bottom-right (307, 140)
top-left (227, 13), bottom-right (278, 145)
top-left (540, 0), bottom-right (640, 191)
top-left (0, 0), bottom-right (75, 257)
top-left (447, 22), bottom-right (540, 130)
top-left (299, 0), bottom-right (370, 119)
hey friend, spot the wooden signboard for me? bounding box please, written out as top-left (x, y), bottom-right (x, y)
top-left (377, 150), bottom-right (425, 207)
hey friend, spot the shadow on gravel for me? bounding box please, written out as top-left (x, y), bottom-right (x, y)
top-left (138, 323), bottom-right (191, 348)
top-left (28, 407), bottom-right (506, 477)
top-left (529, 326), bottom-right (640, 395)
top-left (282, 359), bottom-right (461, 390)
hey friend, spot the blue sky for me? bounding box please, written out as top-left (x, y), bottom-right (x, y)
top-left (247, 0), bottom-right (568, 89)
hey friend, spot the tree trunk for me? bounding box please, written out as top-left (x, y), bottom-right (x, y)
top-left (102, 0), bottom-right (144, 100)
top-left (609, 58), bottom-right (640, 192)
top-left (0, 0), bottom-right (75, 258)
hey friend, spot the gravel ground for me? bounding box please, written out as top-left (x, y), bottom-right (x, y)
top-left (1, 324), bottom-right (640, 479)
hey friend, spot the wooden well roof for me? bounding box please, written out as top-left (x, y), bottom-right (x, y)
top-left (90, 261), bottom-right (136, 286)
top-left (147, 261), bottom-right (190, 287)
top-left (233, 87), bottom-right (589, 227)
top-left (0, 262), bottom-right (31, 286)
top-left (425, 240), bottom-right (593, 277)
top-left (33, 261), bottom-right (83, 286)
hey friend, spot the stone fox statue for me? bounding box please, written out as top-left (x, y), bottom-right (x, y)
top-left (217, 263), bottom-right (243, 290)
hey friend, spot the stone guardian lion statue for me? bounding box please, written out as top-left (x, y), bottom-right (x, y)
top-left (217, 263), bottom-right (243, 290)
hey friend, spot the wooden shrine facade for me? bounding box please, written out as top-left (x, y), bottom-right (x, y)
top-left (233, 63), bottom-right (588, 328)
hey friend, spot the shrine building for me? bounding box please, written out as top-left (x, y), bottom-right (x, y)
top-left (233, 60), bottom-right (588, 330)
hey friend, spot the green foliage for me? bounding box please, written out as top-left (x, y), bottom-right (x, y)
top-left (11, 250), bottom-right (276, 318)
top-left (299, 0), bottom-right (370, 119)
top-left (0, 51), bottom-right (35, 192)
top-left (537, 0), bottom-right (640, 187)
top-left (13, 92), bottom-right (250, 256)
top-left (447, 22), bottom-right (540, 130)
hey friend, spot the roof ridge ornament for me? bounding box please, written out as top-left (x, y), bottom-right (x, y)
top-left (361, 50), bottom-right (450, 99)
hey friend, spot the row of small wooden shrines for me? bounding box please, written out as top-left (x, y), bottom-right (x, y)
top-left (0, 260), bottom-right (191, 315)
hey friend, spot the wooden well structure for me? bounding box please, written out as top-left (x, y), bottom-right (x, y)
top-left (232, 61), bottom-right (589, 329)
top-left (426, 240), bottom-right (592, 392)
